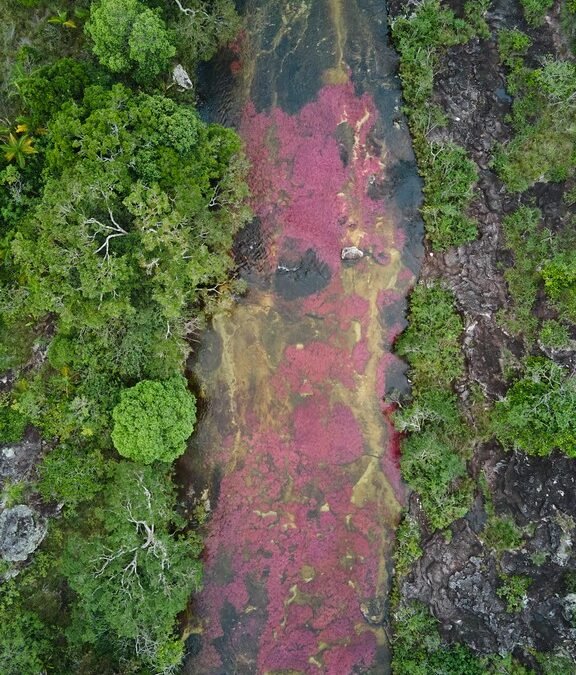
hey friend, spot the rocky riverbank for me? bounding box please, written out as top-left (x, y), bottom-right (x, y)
top-left (389, 0), bottom-right (576, 671)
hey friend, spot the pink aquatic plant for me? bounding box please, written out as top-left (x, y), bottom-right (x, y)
top-left (193, 76), bottom-right (412, 673)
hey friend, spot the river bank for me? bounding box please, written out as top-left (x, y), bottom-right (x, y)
top-left (388, 1), bottom-right (576, 671)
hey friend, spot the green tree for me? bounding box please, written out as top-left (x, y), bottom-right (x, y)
top-left (86, 0), bottom-right (176, 82)
top-left (492, 358), bottom-right (576, 456)
top-left (112, 376), bottom-right (196, 464)
top-left (62, 462), bottom-right (202, 672)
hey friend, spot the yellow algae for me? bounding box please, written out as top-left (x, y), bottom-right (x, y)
top-left (300, 565), bottom-right (316, 582)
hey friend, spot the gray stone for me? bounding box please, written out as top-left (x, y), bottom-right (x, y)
top-left (0, 505), bottom-right (46, 562)
top-left (172, 64), bottom-right (194, 90)
top-left (341, 246), bottom-right (364, 261)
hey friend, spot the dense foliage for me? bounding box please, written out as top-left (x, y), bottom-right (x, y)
top-left (112, 377), bottom-right (197, 463)
top-left (0, 0), bottom-right (247, 672)
top-left (492, 358), bottom-right (576, 457)
top-left (394, 286), bottom-right (472, 530)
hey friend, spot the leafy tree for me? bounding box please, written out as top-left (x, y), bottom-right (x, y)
top-left (168, 0), bottom-right (241, 69)
top-left (7, 83), bottom-right (248, 440)
top-left (86, 0), bottom-right (176, 82)
top-left (0, 608), bottom-right (50, 675)
top-left (111, 376), bottom-right (196, 463)
top-left (62, 462), bottom-right (202, 672)
top-left (13, 57), bottom-right (108, 127)
top-left (38, 444), bottom-right (108, 512)
top-left (1, 132), bottom-right (37, 168)
top-left (492, 358), bottom-right (576, 456)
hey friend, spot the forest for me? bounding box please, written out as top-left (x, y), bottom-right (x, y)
top-left (0, 0), bottom-right (249, 672)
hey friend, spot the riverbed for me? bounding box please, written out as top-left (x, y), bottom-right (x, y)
top-left (182, 1), bottom-right (422, 671)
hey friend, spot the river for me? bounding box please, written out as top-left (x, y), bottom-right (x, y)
top-left (181, 1), bottom-right (422, 672)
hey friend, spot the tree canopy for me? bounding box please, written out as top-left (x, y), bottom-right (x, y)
top-left (86, 0), bottom-right (176, 82)
top-left (112, 377), bottom-right (197, 464)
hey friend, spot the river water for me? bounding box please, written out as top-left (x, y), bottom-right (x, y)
top-left (182, 1), bottom-right (422, 672)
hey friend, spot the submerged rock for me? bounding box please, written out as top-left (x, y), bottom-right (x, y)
top-left (0, 505), bottom-right (46, 562)
top-left (341, 246), bottom-right (364, 261)
top-left (360, 596), bottom-right (387, 625)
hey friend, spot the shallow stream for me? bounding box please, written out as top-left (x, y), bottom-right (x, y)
top-left (182, 1), bottom-right (423, 671)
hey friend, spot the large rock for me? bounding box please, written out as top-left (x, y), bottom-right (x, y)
top-left (0, 436), bottom-right (42, 487)
top-left (172, 64), bottom-right (194, 90)
top-left (0, 505), bottom-right (46, 562)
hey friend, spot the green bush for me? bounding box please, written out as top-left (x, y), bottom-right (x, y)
top-left (421, 142), bottom-right (478, 250)
top-left (38, 445), bottom-right (108, 511)
top-left (499, 206), bottom-right (549, 338)
top-left (390, 0), bottom-right (483, 251)
top-left (539, 319), bottom-right (571, 349)
top-left (394, 514), bottom-right (422, 580)
top-left (498, 29), bottom-right (532, 68)
top-left (396, 284), bottom-right (464, 392)
top-left (520, 0), bottom-right (554, 26)
top-left (111, 376), bottom-right (196, 464)
top-left (391, 602), bottom-right (485, 675)
top-left (541, 251), bottom-right (576, 321)
top-left (0, 402), bottom-right (27, 443)
top-left (482, 516), bottom-right (524, 553)
top-left (497, 574), bottom-right (531, 613)
top-left (494, 59), bottom-right (576, 192)
top-left (401, 430), bottom-right (472, 531)
top-left (492, 358), bottom-right (576, 456)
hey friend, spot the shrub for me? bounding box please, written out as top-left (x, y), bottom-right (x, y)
top-left (541, 251), bottom-right (576, 321)
top-left (498, 29), bottom-right (532, 68)
top-left (390, 0), bottom-right (482, 251)
top-left (520, 0), bottom-right (554, 26)
top-left (391, 602), bottom-right (484, 675)
top-left (497, 574), bottom-right (531, 613)
top-left (482, 516), bottom-right (524, 553)
top-left (420, 142), bottom-right (478, 250)
top-left (492, 358), bottom-right (576, 456)
top-left (401, 430), bottom-right (472, 531)
top-left (111, 376), bottom-right (196, 464)
top-left (396, 284), bottom-right (464, 392)
top-left (539, 319), bottom-right (571, 349)
top-left (494, 59), bottom-right (576, 192)
top-left (0, 402), bottom-right (27, 443)
top-left (38, 445), bottom-right (107, 512)
top-left (394, 514), bottom-right (422, 580)
top-left (499, 206), bottom-right (549, 338)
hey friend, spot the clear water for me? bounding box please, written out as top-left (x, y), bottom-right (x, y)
top-left (182, 1), bottom-right (423, 671)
